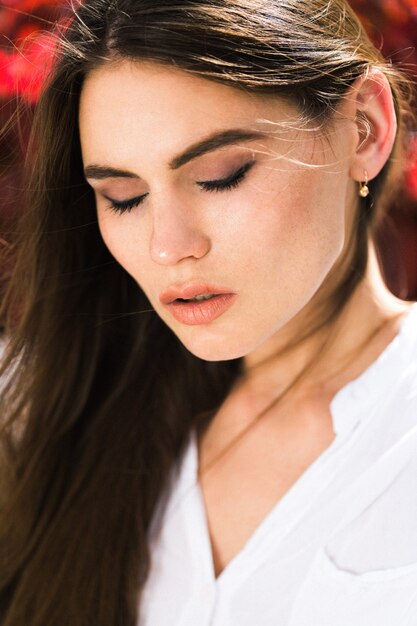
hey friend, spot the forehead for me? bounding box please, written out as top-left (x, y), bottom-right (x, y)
top-left (78, 59), bottom-right (296, 164)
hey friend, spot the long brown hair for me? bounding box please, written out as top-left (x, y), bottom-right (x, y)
top-left (0, 1), bottom-right (414, 624)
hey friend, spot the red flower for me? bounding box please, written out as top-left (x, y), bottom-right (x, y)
top-left (0, 31), bottom-right (57, 103)
top-left (0, 0), bottom-right (64, 102)
top-left (1, 0), bottom-right (62, 10)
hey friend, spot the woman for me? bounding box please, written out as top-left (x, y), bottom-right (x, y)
top-left (0, 0), bottom-right (416, 624)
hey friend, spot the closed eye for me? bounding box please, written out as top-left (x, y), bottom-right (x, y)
top-left (197, 161), bottom-right (255, 192)
top-left (104, 160), bottom-right (255, 214)
top-left (104, 193), bottom-right (148, 215)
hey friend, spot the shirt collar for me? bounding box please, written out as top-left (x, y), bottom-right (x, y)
top-left (330, 302), bottom-right (417, 436)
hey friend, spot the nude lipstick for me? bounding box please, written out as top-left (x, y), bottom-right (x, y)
top-left (159, 283), bottom-right (237, 326)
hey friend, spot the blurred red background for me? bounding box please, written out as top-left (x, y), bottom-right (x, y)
top-left (0, 0), bottom-right (417, 299)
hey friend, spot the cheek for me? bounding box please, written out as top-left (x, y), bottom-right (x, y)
top-left (244, 168), bottom-right (345, 263)
top-left (272, 176), bottom-right (345, 268)
top-left (234, 169), bottom-right (347, 313)
top-left (97, 212), bottom-right (149, 277)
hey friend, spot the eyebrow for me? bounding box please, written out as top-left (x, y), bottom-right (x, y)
top-left (83, 128), bottom-right (267, 180)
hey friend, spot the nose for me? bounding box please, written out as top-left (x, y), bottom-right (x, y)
top-left (150, 199), bottom-right (211, 266)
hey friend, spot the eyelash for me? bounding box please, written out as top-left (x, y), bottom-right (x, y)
top-left (105, 161), bottom-right (255, 215)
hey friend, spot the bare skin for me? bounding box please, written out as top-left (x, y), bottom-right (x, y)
top-left (197, 248), bottom-right (412, 577)
top-left (78, 60), bottom-right (414, 578)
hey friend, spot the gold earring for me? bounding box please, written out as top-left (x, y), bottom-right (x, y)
top-left (359, 170), bottom-right (370, 198)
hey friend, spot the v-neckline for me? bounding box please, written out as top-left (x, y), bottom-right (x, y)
top-left (180, 304), bottom-right (417, 585)
top-left (189, 420), bottom-right (349, 583)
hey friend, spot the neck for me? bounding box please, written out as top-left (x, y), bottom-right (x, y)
top-left (241, 240), bottom-right (412, 402)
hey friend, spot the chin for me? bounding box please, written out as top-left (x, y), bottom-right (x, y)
top-left (175, 331), bottom-right (252, 362)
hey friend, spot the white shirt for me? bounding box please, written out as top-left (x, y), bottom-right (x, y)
top-left (139, 302), bottom-right (417, 626)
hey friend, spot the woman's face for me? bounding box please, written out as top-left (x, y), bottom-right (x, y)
top-left (79, 59), bottom-right (358, 362)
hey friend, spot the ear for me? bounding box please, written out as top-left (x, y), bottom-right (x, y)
top-left (346, 67), bottom-right (397, 185)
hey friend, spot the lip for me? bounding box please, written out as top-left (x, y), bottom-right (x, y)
top-left (159, 282), bottom-right (237, 326)
top-left (164, 294), bottom-right (237, 325)
top-left (159, 282), bottom-right (235, 305)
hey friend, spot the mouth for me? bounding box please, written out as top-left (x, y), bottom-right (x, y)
top-left (159, 283), bottom-right (234, 304)
top-left (175, 293), bottom-right (218, 303)
top-left (159, 284), bottom-right (237, 325)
